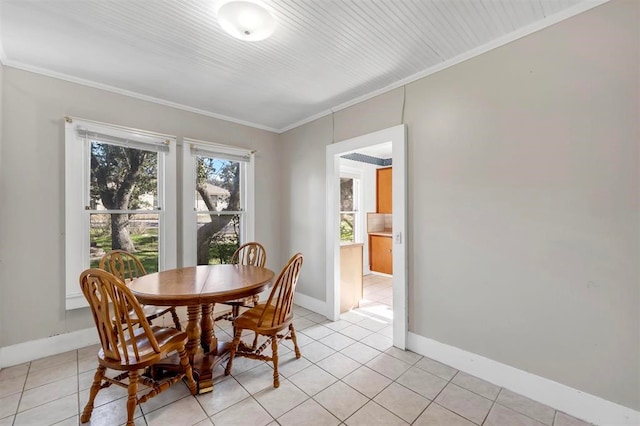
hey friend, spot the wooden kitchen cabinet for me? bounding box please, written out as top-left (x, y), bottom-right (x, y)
top-left (376, 167), bottom-right (392, 213)
top-left (370, 167), bottom-right (393, 275)
top-left (369, 234), bottom-right (393, 275)
top-left (340, 243), bottom-right (363, 313)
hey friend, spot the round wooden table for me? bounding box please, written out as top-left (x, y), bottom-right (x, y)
top-left (129, 264), bottom-right (275, 393)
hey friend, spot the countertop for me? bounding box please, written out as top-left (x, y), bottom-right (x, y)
top-left (369, 230), bottom-right (392, 237)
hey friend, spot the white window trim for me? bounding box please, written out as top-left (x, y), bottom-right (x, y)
top-left (339, 167), bottom-right (363, 244)
top-left (181, 138), bottom-right (255, 267)
top-left (64, 117), bottom-right (177, 310)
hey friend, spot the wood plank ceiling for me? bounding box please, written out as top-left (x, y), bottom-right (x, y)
top-left (0, 0), bottom-right (605, 132)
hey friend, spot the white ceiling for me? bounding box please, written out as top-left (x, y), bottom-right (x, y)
top-left (0, 0), bottom-right (605, 133)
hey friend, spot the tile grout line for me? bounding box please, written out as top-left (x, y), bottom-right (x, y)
top-left (494, 387), bottom-right (559, 426)
top-left (74, 348), bottom-right (81, 425)
top-left (480, 397), bottom-right (499, 426)
top-left (373, 352), bottom-right (437, 424)
top-left (416, 366), bottom-right (467, 424)
top-left (76, 348), bottom-right (81, 423)
top-left (12, 359), bottom-right (31, 424)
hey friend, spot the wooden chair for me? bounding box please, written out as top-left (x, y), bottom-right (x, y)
top-left (79, 268), bottom-right (196, 426)
top-left (224, 253), bottom-right (304, 388)
top-left (100, 250), bottom-right (181, 330)
top-left (214, 242), bottom-right (267, 322)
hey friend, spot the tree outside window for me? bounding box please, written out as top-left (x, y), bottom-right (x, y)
top-left (340, 177), bottom-right (357, 243)
top-left (89, 141), bottom-right (161, 272)
top-left (195, 156), bottom-right (242, 265)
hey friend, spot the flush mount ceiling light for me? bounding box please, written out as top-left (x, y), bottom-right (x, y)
top-left (216, 0), bottom-right (276, 42)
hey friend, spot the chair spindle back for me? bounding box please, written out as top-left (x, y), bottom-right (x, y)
top-left (259, 253), bottom-right (303, 328)
top-left (99, 250), bottom-right (147, 283)
top-left (79, 268), bottom-right (161, 364)
top-left (231, 242), bottom-right (267, 268)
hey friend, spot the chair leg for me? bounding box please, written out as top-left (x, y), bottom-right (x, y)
top-left (229, 305), bottom-right (242, 345)
top-left (170, 307), bottom-right (182, 331)
top-left (271, 337), bottom-right (280, 388)
top-left (225, 328), bottom-right (243, 376)
top-left (242, 295), bottom-right (259, 349)
top-left (125, 370), bottom-right (140, 426)
top-left (289, 324), bottom-right (301, 359)
top-left (179, 346), bottom-right (197, 395)
top-left (251, 332), bottom-right (259, 350)
top-left (80, 365), bottom-right (106, 423)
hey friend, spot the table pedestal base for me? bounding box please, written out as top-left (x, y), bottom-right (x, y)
top-left (192, 340), bottom-right (232, 394)
top-left (156, 341), bottom-right (232, 394)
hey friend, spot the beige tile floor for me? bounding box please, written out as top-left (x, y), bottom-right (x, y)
top-left (1, 277), bottom-right (594, 426)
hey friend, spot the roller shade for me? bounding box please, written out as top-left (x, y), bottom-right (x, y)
top-left (190, 146), bottom-right (251, 163)
top-left (77, 128), bottom-right (170, 153)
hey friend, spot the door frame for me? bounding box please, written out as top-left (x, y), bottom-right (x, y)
top-left (325, 124), bottom-right (407, 349)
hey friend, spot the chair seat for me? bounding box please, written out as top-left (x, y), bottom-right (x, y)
top-left (116, 305), bottom-right (177, 328)
top-left (213, 294), bottom-right (260, 323)
top-left (140, 305), bottom-right (174, 320)
top-left (222, 296), bottom-right (257, 307)
top-left (234, 303), bottom-right (293, 335)
top-left (98, 326), bottom-right (187, 370)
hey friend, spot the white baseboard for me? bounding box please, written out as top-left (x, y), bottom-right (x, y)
top-left (293, 292), bottom-right (328, 317)
top-left (0, 328), bottom-right (99, 368)
top-left (407, 332), bottom-right (640, 426)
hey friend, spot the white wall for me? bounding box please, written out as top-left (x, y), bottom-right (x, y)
top-left (0, 68), bottom-right (281, 347)
top-left (280, 0), bottom-right (639, 410)
top-left (278, 116), bottom-right (332, 301)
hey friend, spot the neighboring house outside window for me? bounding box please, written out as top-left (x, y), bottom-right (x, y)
top-left (182, 138), bottom-right (254, 267)
top-left (196, 183), bottom-right (230, 212)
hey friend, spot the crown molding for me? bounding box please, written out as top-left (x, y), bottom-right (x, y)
top-left (3, 60), bottom-right (280, 133)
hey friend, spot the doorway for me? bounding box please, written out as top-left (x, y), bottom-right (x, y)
top-left (325, 125), bottom-right (407, 349)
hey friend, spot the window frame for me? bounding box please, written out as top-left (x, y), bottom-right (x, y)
top-left (339, 169), bottom-right (363, 244)
top-left (181, 138), bottom-right (255, 266)
top-left (64, 117), bottom-right (177, 309)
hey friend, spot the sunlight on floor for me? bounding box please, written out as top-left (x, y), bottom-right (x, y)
top-left (356, 274), bottom-right (393, 321)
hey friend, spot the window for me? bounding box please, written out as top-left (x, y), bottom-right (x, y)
top-left (182, 139), bottom-right (254, 266)
top-left (340, 175), bottom-right (360, 243)
top-left (65, 118), bottom-right (177, 309)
